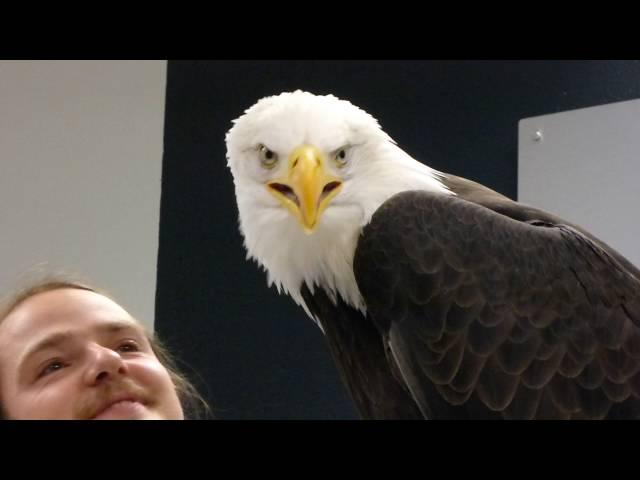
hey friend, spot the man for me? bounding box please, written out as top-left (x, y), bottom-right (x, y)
top-left (0, 278), bottom-right (209, 420)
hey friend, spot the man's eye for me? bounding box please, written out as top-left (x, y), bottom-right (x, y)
top-left (117, 341), bottom-right (140, 353)
top-left (39, 360), bottom-right (66, 378)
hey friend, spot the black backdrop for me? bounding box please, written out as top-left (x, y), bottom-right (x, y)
top-left (155, 60), bottom-right (640, 419)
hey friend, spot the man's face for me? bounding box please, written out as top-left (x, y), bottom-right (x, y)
top-left (0, 288), bottom-right (184, 419)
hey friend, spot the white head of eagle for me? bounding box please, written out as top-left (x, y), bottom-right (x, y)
top-left (225, 90), bottom-right (452, 320)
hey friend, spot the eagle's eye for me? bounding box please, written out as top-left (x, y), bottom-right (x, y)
top-left (258, 144), bottom-right (278, 169)
top-left (333, 147), bottom-right (349, 168)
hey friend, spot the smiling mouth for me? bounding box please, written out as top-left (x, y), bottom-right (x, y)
top-left (91, 398), bottom-right (147, 420)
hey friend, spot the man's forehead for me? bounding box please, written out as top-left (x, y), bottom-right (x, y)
top-left (10, 287), bottom-right (131, 319)
top-left (0, 288), bottom-right (141, 355)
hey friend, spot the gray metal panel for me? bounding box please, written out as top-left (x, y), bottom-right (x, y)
top-left (518, 98), bottom-right (640, 269)
top-left (0, 61), bottom-right (167, 329)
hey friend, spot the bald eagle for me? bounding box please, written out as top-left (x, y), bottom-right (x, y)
top-left (225, 90), bottom-right (640, 419)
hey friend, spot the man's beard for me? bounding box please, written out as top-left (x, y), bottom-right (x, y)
top-left (73, 377), bottom-right (152, 419)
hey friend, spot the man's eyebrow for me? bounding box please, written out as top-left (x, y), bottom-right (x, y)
top-left (20, 332), bottom-right (73, 366)
top-left (98, 320), bottom-right (142, 335)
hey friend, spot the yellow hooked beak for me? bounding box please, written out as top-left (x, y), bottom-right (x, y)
top-left (267, 145), bottom-right (343, 234)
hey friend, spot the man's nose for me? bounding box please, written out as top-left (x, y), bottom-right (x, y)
top-left (83, 345), bottom-right (128, 385)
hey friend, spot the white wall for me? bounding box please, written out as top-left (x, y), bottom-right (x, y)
top-left (519, 98), bottom-right (640, 269)
top-left (0, 60), bottom-right (167, 329)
